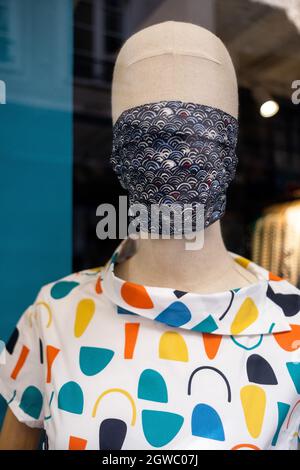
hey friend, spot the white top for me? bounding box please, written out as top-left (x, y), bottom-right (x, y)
top-left (1, 237), bottom-right (300, 450)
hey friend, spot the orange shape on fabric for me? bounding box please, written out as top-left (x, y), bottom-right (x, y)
top-left (124, 323), bottom-right (140, 359)
top-left (273, 324), bottom-right (300, 351)
top-left (269, 272), bottom-right (284, 281)
top-left (202, 333), bottom-right (222, 360)
top-left (68, 436), bottom-right (87, 450)
top-left (121, 282), bottom-right (154, 309)
top-left (11, 345), bottom-right (30, 380)
top-left (95, 275), bottom-right (102, 294)
top-left (46, 345), bottom-right (60, 383)
top-left (231, 443), bottom-right (260, 450)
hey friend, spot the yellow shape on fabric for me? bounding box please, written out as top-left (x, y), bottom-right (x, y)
top-left (35, 301), bottom-right (53, 328)
top-left (159, 331), bottom-right (189, 362)
top-left (230, 297), bottom-right (259, 335)
top-left (92, 388), bottom-right (136, 425)
top-left (234, 256), bottom-right (251, 269)
top-left (240, 385), bottom-right (266, 438)
top-left (74, 298), bottom-right (95, 337)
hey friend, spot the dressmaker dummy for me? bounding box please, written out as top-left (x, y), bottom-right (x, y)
top-left (111, 20), bottom-right (258, 293)
top-left (1, 20), bottom-right (300, 451)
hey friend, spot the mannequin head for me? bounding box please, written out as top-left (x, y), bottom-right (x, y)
top-left (110, 20), bottom-right (239, 235)
top-left (110, 22), bottom-right (259, 288)
top-left (111, 20), bottom-right (238, 124)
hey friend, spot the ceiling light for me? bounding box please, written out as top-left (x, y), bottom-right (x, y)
top-left (260, 100), bottom-right (279, 117)
top-left (252, 87), bottom-right (280, 118)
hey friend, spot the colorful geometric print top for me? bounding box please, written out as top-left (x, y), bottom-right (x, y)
top-left (1, 236), bottom-right (300, 450)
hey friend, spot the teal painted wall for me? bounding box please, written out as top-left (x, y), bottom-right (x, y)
top-left (0, 0), bottom-right (73, 425)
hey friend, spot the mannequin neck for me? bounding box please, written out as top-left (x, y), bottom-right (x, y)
top-left (114, 220), bottom-right (259, 294)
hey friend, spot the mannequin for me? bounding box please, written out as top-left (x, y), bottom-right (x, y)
top-left (111, 20), bottom-right (258, 294)
top-left (2, 20), bottom-right (300, 452)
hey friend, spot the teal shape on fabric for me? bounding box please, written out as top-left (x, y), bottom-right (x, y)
top-left (192, 403), bottom-right (225, 441)
top-left (138, 369), bottom-right (168, 403)
top-left (7, 390), bottom-right (16, 405)
top-left (272, 402), bottom-right (290, 446)
top-left (58, 381), bottom-right (84, 414)
top-left (142, 410), bottom-right (184, 447)
top-left (117, 306), bottom-right (138, 316)
top-left (286, 362), bottom-right (300, 393)
top-left (191, 315), bottom-right (218, 333)
top-left (155, 302), bottom-right (191, 327)
top-left (19, 386), bottom-right (43, 420)
top-left (50, 281), bottom-right (79, 299)
top-left (111, 252), bottom-right (118, 264)
top-left (233, 288), bottom-right (241, 292)
top-left (230, 334), bottom-right (263, 350)
top-left (79, 346), bottom-right (114, 376)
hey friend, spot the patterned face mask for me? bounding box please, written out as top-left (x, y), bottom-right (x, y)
top-left (110, 100), bottom-right (239, 234)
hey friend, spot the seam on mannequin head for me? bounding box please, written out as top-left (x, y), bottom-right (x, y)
top-left (125, 50), bottom-right (222, 67)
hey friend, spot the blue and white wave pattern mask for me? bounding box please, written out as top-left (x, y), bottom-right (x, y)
top-left (110, 100), bottom-right (239, 234)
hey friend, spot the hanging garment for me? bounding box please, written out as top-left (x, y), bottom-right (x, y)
top-left (252, 200), bottom-right (300, 288)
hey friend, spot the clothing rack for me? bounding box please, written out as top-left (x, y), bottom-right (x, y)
top-left (251, 198), bottom-right (300, 287)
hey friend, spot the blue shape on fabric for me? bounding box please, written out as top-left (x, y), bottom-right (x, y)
top-left (0, 340), bottom-right (5, 356)
top-left (155, 302), bottom-right (191, 327)
top-left (192, 403), bottom-right (225, 441)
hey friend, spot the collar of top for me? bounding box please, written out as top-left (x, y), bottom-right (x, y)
top-left (101, 237), bottom-right (294, 336)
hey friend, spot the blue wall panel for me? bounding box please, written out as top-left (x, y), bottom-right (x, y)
top-left (0, 0), bottom-right (73, 426)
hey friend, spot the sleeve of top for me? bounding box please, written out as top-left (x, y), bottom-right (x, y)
top-left (0, 287), bottom-right (46, 428)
